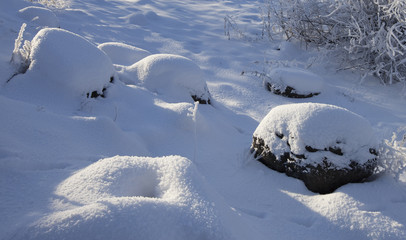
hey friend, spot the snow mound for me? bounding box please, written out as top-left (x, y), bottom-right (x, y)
top-left (121, 54), bottom-right (211, 103)
top-left (17, 156), bottom-right (228, 240)
top-left (253, 103), bottom-right (378, 167)
top-left (266, 67), bottom-right (324, 98)
top-left (18, 6), bottom-right (59, 28)
top-left (122, 11), bottom-right (160, 26)
top-left (27, 28), bottom-right (115, 98)
top-left (98, 42), bottom-right (151, 66)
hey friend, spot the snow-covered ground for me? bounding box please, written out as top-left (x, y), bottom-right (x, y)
top-left (0, 0), bottom-right (406, 239)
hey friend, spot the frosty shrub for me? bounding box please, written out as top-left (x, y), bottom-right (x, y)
top-left (264, 0), bottom-right (406, 84)
top-left (9, 23), bottom-right (31, 81)
top-left (379, 129), bottom-right (406, 181)
top-left (29, 0), bottom-right (70, 9)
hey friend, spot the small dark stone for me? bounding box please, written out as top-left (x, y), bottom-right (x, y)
top-left (87, 87), bottom-right (107, 99)
top-left (266, 82), bottom-right (320, 99)
top-left (275, 132), bottom-right (284, 139)
top-left (305, 145), bottom-right (318, 152)
top-left (191, 95), bottom-right (211, 104)
top-left (328, 147), bottom-right (343, 156)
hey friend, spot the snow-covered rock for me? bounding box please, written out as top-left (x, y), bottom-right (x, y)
top-left (98, 42), bottom-right (151, 66)
top-left (265, 67), bottom-right (324, 98)
top-left (15, 156), bottom-right (229, 240)
top-left (18, 6), bottom-right (59, 28)
top-left (251, 103), bottom-right (378, 194)
top-left (120, 54), bottom-right (211, 104)
top-left (26, 28), bottom-right (115, 98)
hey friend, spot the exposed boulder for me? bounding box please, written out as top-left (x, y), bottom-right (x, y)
top-left (265, 67), bottom-right (323, 98)
top-left (251, 103), bottom-right (378, 194)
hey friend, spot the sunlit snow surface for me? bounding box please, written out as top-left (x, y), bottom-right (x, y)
top-left (0, 0), bottom-right (406, 239)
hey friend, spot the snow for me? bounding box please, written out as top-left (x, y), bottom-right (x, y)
top-left (119, 54), bottom-right (211, 103)
top-left (0, 0), bottom-right (406, 239)
top-left (4, 27), bottom-right (115, 108)
top-left (267, 67), bottom-right (324, 94)
top-left (18, 6), bottom-right (59, 28)
top-left (98, 42), bottom-right (151, 66)
top-left (14, 156), bottom-right (232, 240)
top-left (253, 103), bottom-right (378, 167)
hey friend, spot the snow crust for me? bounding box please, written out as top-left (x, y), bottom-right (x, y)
top-left (267, 67), bottom-right (324, 93)
top-left (98, 42), bottom-right (151, 66)
top-left (254, 103), bottom-right (378, 166)
top-left (18, 6), bottom-right (59, 28)
top-left (120, 54), bottom-right (210, 102)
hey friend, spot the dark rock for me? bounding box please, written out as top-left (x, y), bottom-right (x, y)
top-left (251, 136), bottom-right (377, 194)
top-left (191, 95), bottom-right (211, 104)
top-left (251, 103), bottom-right (378, 194)
top-left (266, 82), bottom-right (320, 99)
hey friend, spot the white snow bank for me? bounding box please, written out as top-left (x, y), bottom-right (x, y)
top-left (267, 67), bottom-right (324, 94)
top-left (121, 11), bottom-right (160, 26)
top-left (18, 6), bottom-right (59, 28)
top-left (254, 103), bottom-right (378, 167)
top-left (119, 54), bottom-right (211, 103)
top-left (23, 28), bottom-right (114, 98)
top-left (98, 42), bottom-right (151, 66)
top-left (15, 156), bottom-right (230, 240)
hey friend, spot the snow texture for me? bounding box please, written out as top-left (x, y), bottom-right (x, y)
top-left (18, 6), bottom-right (59, 28)
top-left (0, 0), bottom-right (406, 240)
top-left (13, 156), bottom-right (229, 240)
top-left (267, 67), bottom-right (324, 94)
top-left (98, 42), bottom-right (151, 66)
top-left (254, 103), bottom-right (378, 167)
top-left (120, 54), bottom-right (211, 103)
top-left (8, 27), bottom-right (115, 103)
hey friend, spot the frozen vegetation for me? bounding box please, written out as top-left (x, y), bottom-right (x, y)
top-left (0, 0), bottom-right (405, 239)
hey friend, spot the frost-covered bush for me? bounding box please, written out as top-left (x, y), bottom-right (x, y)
top-left (30, 0), bottom-right (70, 9)
top-left (9, 23), bottom-right (31, 79)
top-left (264, 0), bottom-right (406, 84)
top-left (379, 129), bottom-right (406, 181)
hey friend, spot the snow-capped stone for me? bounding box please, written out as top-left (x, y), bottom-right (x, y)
top-left (98, 42), bottom-right (151, 66)
top-left (18, 6), bottom-right (59, 28)
top-left (251, 103), bottom-right (378, 194)
top-left (120, 54), bottom-right (211, 104)
top-left (28, 28), bottom-right (115, 98)
top-left (265, 67), bottom-right (324, 98)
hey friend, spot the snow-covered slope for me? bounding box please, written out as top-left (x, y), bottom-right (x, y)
top-left (0, 0), bottom-right (405, 239)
